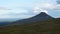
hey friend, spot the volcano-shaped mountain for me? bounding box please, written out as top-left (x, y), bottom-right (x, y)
top-left (0, 12), bottom-right (60, 34)
top-left (13, 12), bottom-right (54, 24)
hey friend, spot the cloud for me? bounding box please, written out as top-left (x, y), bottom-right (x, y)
top-left (34, 9), bottom-right (48, 14)
top-left (0, 8), bottom-right (28, 14)
top-left (0, 15), bottom-right (34, 19)
top-left (0, 7), bottom-right (10, 10)
top-left (34, 3), bottom-right (54, 10)
top-left (33, 3), bottom-right (54, 14)
top-left (53, 0), bottom-right (60, 11)
top-left (57, 0), bottom-right (60, 4)
top-left (53, 4), bottom-right (60, 12)
top-left (0, 8), bottom-right (31, 18)
top-left (0, 0), bottom-right (60, 19)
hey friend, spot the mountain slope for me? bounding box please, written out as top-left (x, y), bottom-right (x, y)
top-left (13, 12), bottom-right (54, 24)
top-left (0, 18), bottom-right (60, 34)
top-left (0, 12), bottom-right (59, 34)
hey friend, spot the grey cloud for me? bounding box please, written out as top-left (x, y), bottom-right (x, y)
top-left (53, 0), bottom-right (60, 11)
top-left (57, 0), bottom-right (60, 4)
top-left (54, 4), bottom-right (60, 11)
top-left (0, 7), bottom-right (11, 10)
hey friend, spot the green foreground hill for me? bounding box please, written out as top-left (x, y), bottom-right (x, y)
top-left (0, 18), bottom-right (60, 34)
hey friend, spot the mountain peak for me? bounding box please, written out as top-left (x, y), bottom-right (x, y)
top-left (40, 12), bottom-right (47, 14)
top-left (14, 12), bottom-right (54, 24)
top-left (35, 12), bottom-right (48, 17)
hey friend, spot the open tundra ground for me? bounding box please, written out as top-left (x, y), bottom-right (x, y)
top-left (0, 18), bottom-right (60, 34)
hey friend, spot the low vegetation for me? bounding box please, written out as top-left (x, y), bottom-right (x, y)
top-left (0, 18), bottom-right (60, 34)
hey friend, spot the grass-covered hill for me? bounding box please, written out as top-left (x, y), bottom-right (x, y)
top-left (0, 18), bottom-right (60, 34)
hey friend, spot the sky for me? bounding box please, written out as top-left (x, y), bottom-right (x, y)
top-left (0, 0), bottom-right (60, 20)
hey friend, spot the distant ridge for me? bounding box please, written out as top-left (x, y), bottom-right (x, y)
top-left (13, 12), bottom-right (54, 24)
